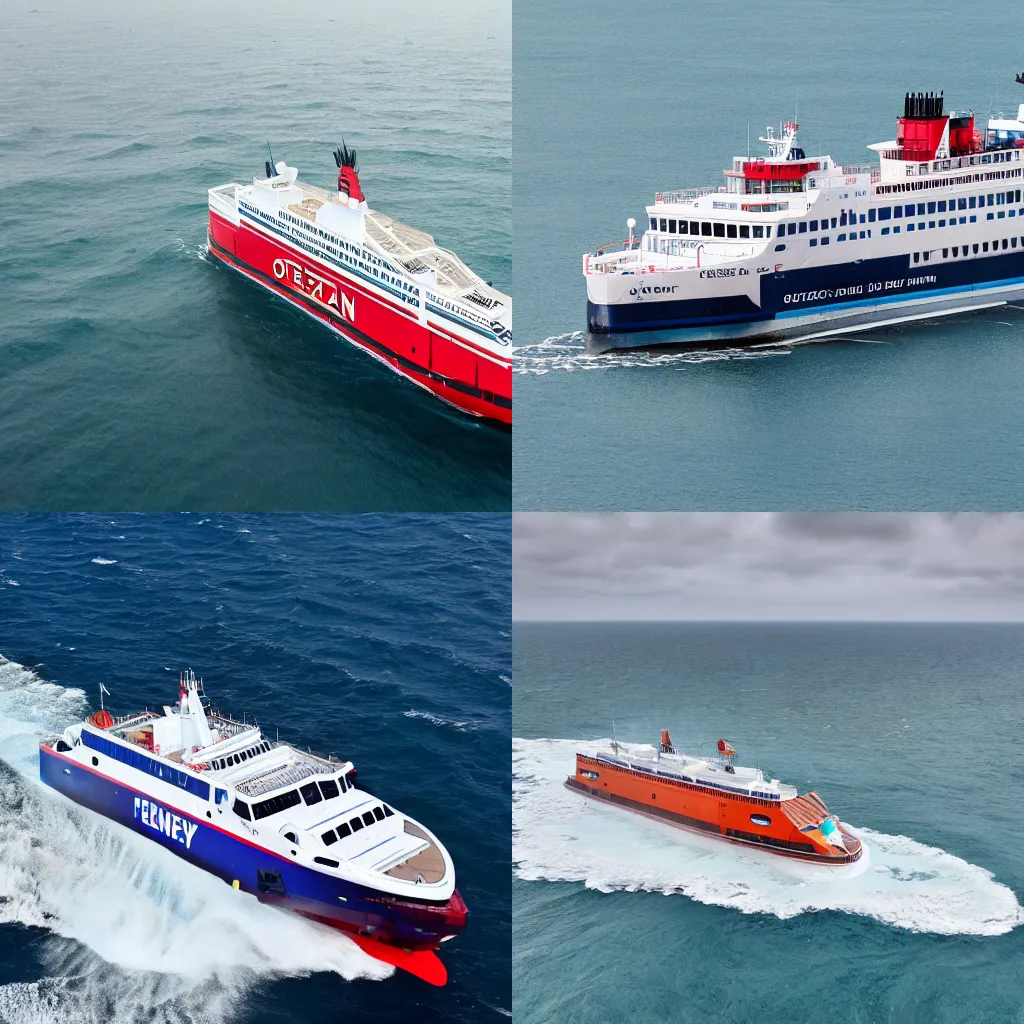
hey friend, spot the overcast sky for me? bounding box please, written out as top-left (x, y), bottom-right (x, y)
top-left (513, 513), bottom-right (1024, 622)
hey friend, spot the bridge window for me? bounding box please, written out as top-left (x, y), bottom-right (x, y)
top-left (739, 225), bottom-right (750, 238)
top-left (668, 219), bottom-right (677, 233)
top-left (252, 789), bottom-right (302, 820)
top-left (713, 223), bottom-right (725, 237)
top-left (372, 806), bottom-right (385, 821)
top-left (649, 218), bottom-right (657, 231)
top-left (337, 821), bottom-right (352, 838)
top-left (659, 218), bottom-right (667, 231)
top-left (752, 225), bottom-right (763, 238)
top-left (300, 782), bottom-right (323, 806)
top-left (233, 798), bottom-right (251, 820)
top-left (362, 811), bottom-right (375, 827)
top-left (678, 221), bottom-right (689, 235)
top-left (689, 221), bottom-right (699, 234)
top-left (322, 829), bottom-right (338, 845)
top-left (727, 224), bottom-right (737, 238)
top-left (350, 816), bottom-right (364, 832)
top-left (701, 222), bottom-right (712, 236)
top-left (319, 779), bottom-right (340, 800)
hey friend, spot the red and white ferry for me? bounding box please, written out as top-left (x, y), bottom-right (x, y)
top-left (208, 144), bottom-right (511, 425)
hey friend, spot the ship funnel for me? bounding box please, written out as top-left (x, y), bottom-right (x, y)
top-left (660, 729), bottom-right (674, 753)
top-left (334, 139), bottom-right (366, 205)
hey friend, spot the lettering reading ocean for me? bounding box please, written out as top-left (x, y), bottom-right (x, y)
top-left (133, 796), bottom-right (199, 850)
top-left (272, 257), bottom-right (357, 321)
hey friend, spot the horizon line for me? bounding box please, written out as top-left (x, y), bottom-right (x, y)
top-left (512, 617), bottom-right (1024, 624)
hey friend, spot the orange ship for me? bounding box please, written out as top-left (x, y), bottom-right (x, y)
top-left (566, 730), bottom-right (861, 864)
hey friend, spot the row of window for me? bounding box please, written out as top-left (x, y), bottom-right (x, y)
top-left (321, 803), bottom-right (394, 846)
top-left (232, 774), bottom-right (352, 821)
top-left (913, 236), bottom-right (1024, 263)
top-left (877, 163), bottom-right (1022, 195)
top-left (209, 740), bottom-right (272, 771)
top-left (82, 729), bottom-right (211, 801)
top-left (872, 191), bottom-right (1021, 221)
top-left (651, 217), bottom-right (772, 239)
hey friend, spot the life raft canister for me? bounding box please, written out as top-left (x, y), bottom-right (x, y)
top-left (88, 709), bottom-right (114, 729)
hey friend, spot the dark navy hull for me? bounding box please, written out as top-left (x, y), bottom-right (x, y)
top-left (39, 744), bottom-right (464, 950)
top-left (588, 247), bottom-right (1024, 340)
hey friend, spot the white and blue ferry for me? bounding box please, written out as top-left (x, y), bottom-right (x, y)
top-left (39, 670), bottom-right (467, 985)
top-left (584, 88), bottom-right (1024, 345)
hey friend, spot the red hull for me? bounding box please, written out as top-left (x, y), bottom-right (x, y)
top-left (207, 210), bottom-right (511, 426)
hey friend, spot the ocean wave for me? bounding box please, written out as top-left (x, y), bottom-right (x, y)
top-left (0, 654), bottom-right (389, 1024)
top-left (512, 737), bottom-right (1023, 937)
top-left (512, 331), bottom-right (791, 375)
top-left (402, 709), bottom-right (471, 731)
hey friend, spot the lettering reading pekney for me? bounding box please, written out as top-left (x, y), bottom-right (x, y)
top-left (133, 796), bottom-right (199, 850)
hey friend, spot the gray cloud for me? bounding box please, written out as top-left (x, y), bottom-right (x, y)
top-left (513, 513), bottom-right (1024, 621)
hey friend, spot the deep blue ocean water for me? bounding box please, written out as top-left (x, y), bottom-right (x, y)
top-left (0, 0), bottom-right (510, 511)
top-left (513, 622), bottom-right (1024, 1023)
top-left (512, 0), bottom-right (1024, 511)
top-left (0, 513), bottom-right (510, 1024)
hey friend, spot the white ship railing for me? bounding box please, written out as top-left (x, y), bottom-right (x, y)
top-left (655, 186), bottom-right (723, 205)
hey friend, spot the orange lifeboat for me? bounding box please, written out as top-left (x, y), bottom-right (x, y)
top-left (87, 709), bottom-right (114, 729)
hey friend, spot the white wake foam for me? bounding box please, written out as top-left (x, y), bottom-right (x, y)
top-left (89, 558), bottom-right (117, 566)
top-left (0, 655), bottom-right (389, 1024)
top-left (512, 331), bottom-right (791, 375)
top-left (513, 738), bottom-right (1022, 936)
top-left (403, 709), bottom-right (471, 731)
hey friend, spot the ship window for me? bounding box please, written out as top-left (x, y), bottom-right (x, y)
top-left (988, 194), bottom-right (995, 205)
top-left (862, 230), bottom-right (869, 238)
top-left (678, 221), bottom-right (688, 235)
top-left (337, 822), bottom-right (352, 838)
top-left (1015, 238), bottom-right (1019, 248)
top-left (252, 789), bottom-right (302, 820)
top-left (809, 220), bottom-right (818, 231)
top-left (314, 857), bottom-right (339, 868)
top-left (943, 248), bottom-right (948, 258)
top-left (775, 244), bottom-right (786, 251)
top-left (216, 788), bottom-right (228, 805)
top-left (969, 196), bottom-right (977, 208)
top-left (765, 227), bottom-right (771, 237)
top-left (893, 206), bottom-right (902, 218)
top-left (233, 799), bottom-right (251, 820)
top-left (937, 200), bottom-right (946, 212)
top-left (1004, 238), bottom-right (1010, 249)
top-left (830, 217), bottom-right (837, 228)
top-left (820, 237), bottom-right (829, 245)
top-left (789, 223), bottom-right (797, 236)
top-left (373, 806), bottom-right (385, 821)
top-left (300, 782), bottom-right (323, 806)
top-left (923, 251), bottom-right (930, 261)
top-left (868, 209), bottom-right (876, 222)
top-left (690, 221), bottom-right (700, 234)
top-left (713, 223), bottom-right (725, 237)
top-left (727, 224), bottom-right (737, 238)
top-left (798, 222), bottom-right (807, 233)
top-left (350, 816), bottom-right (364, 832)
top-left (809, 238), bottom-right (817, 247)
top-left (840, 211), bottom-right (847, 226)
top-left (983, 242), bottom-right (989, 252)
top-left (907, 223), bottom-right (915, 232)
top-left (739, 225), bottom-right (749, 238)
top-left (881, 227), bottom-right (890, 236)
top-left (649, 218), bottom-right (657, 231)
top-left (974, 243), bottom-right (979, 253)
top-left (319, 779), bottom-right (340, 800)
top-left (383, 805), bottom-right (394, 817)
top-left (659, 219), bottom-right (667, 232)
top-left (668, 219), bottom-right (676, 233)
top-left (362, 811), bottom-right (375, 827)
top-left (701, 222), bottom-right (712, 236)
top-left (878, 207), bottom-right (891, 221)
top-left (837, 234), bottom-right (846, 242)
top-left (321, 829), bottom-right (338, 845)
top-left (752, 225), bottom-right (764, 238)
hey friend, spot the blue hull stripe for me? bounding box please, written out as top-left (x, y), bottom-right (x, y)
top-left (39, 744), bottom-right (453, 947)
top-left (588, 247), bottom-right (1024, 335)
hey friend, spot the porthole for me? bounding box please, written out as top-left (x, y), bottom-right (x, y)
top-left (750, 814), bottom-right (772, 827)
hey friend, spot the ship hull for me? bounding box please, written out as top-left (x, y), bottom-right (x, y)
top-left (40, 743), bottom-right (467, 950)
top-left (586, 247), bottom-right (1024, 347)
top-left (567, 755), bottom-right (860, 864)
top-left (208, 211), bottom-right (511, 426)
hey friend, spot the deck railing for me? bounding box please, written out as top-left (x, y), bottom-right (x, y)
top-left (654, 186), bottom-right (722, 204)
